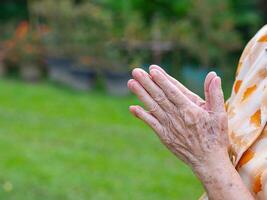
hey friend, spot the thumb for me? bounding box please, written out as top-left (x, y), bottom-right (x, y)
top-left (208, 76), bottom-right (225, 113)
top-left (204, 71), bottom-right (217, 110)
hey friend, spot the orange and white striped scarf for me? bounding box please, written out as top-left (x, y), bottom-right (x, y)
top-left (201, 25), bottom-right (267, 200)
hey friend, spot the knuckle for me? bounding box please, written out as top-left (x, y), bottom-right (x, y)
top-left (169, 88), bottom-right (177, 97)
top-left (166, 105), bottom-right (176, 115)
top-left (161, 133), bottom-right (174, 145)
top-left (149, 103), bottom-right (159, 114)
top-left (162, 137), bottom-right (172, 145)
top-left (169, 90), bottom-right (185, 107)
top-left (180, 106), bottom-right (200, 126)
top-left (159, 112), bottom-right (170, 124)
top-left (167, 88), bottom-right (179, 101)
top-left (150, 121), bottom-right (160, 131)
top-left (153, 92), bottom-right (166, 104)
top-left (139, 94), bottom-right (146, 100)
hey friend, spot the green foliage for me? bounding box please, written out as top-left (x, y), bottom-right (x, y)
top-left (30, 0), bottom-right (77, 57)
top-left (230, 0), bottom-right (262, 29)
top-left (98, 0), bottom-right (263, 72)
top-left (2, 0), bottom-right (265, 74)
top-left (0, 0), bottom-right (28, 22)
top-left (174, 0), bottom-right (243, 68)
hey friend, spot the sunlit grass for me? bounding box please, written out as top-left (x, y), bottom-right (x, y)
top-left (0, 79), bottom-right (203, 200)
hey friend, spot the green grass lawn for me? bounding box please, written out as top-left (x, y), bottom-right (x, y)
top-left (0, 79), bottom-right (203, 200)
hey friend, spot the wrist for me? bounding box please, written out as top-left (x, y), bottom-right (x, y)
top-left (193, 149), bottom-right (232, 183)
top-left (192, 150), bottom-right (254, 200)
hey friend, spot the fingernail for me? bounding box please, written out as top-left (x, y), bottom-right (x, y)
top-left (136, 70), bottom-right (142, 76)
top-left (133, 68), bottom-right (143, 77)
top-left (128, 79), bottom-right (135, 87)
top-left (129, 106), bottom-right (138, 117)
top-left (149, 65), bottom-right (156, 70)
top-left (151, 69), bottom-right (159, 76)
top-left (139, 70), bottom-right (147, 77)
top-left (127, 79), bottom-right (133, 84)
top-left (134, 107), bottom-right (140, 117)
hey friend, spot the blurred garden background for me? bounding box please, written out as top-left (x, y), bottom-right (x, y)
top-left (0, 0), bottom-right (266, 199)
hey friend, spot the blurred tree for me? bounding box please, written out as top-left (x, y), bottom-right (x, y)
top-left (28, 0), bottom-right (264, 76)
top-left (0, 0), bottom-right (28, 22)
top-left (230, 0), bottom-right (262, 40)
top-left (30, 0), bottom-right (78, 57)
top-left (258, 0), bottom-right (267, 24)
top-left (174, 0), bottom-right (242, 68)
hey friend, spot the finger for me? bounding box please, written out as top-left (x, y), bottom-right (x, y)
top-left (128, 79), bottom-right (166, 121)
top-left (149, 65), bottom-right (205, 106)
top-left (129, 105), bottom-right (162, 133)
top-left (132, 68), bottom-right (173, 111)
top-left (150, 69), bottom-right (198, 109)
top-left (204, 71), bottom-right (217, 110)
top-left (208, 76), bottom-right (225, 113)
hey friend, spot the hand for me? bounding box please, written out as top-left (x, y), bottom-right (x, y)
top-left (127, 65), bottom-right (229, 173)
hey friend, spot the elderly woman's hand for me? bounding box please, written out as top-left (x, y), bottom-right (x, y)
top-left (128, 65), bottom-right (229, 174)
top-left (128, 65), bottom-right (256, 200)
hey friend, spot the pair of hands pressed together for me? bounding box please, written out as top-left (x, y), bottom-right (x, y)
top-left (128, 65), bottom-right (229, 171)
top-left (128, 65), bottom-right (254, 200)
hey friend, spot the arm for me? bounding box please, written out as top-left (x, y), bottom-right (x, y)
top-left (196, 150), bottom-right (253, 200)
top-left (128, 65), bottom-right (254, 200)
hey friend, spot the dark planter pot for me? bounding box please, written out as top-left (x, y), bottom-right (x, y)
top-left (69, 67), bottom-right (97, 91)
top-left (103, 71), bottom-right (130, 96)
top-left (45, 57), bottom-right (73, 85)
top-left (20, 63), bottom-right (42, 83)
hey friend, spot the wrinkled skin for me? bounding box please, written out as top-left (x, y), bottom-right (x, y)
top-left (128, 65), bottom-right (254, 200)
top-left (128, 65), bottom-right (229, 171)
